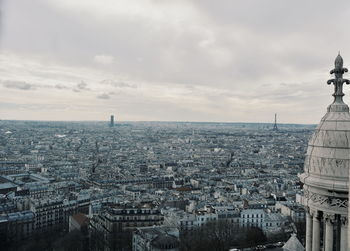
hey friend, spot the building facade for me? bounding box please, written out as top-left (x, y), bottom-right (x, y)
top-left (0, 211), bottom-right (35, 241)
top-left (89, 203), bottom-right (164, 250)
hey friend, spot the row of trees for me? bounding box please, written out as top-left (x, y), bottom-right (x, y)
top-left (180, 221), bottom-right (267, 251)
top-left (180, 219), bottom-right (302, 251)
top-left (2, 219), bottom-right (303, 251)
top-left (3, 228), bottom-right (88, 251)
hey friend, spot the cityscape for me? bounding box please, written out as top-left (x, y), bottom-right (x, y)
top-left (1, 1), bottom-right (350, 251)
top-left (0, 119), bottom-right (314, 250)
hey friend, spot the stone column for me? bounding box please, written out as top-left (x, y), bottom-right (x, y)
top-left (312, 211), bottom-right (320, 251)
top-left (340, 216), bottom-right (348, 251)
top-left (305, 209), bottom-right (313, 251)
top-left (324, 214), bottom-right (334, 251)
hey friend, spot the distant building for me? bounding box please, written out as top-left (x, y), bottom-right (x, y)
top-left (240, 209), bottom-right (286, 234)
top-left (110, 115), bottom-right (114, 127)
top-left (275, 202), bottom-right (305, 222)
top-left (212, 206), bottom-right (240, 224)
top-left (30, 197), bottom-right (89, 233)
top-left (30, 198), bottom-right (65, 232)
top-left (90, 202), bottom-right (164, 249)
top-left (273, 113), bottom-right (278, 131)
top-left (0, 182), bottom-right (17, 194)
top-left (178, 210), bottom-right (218, 231)
top-left (90, 203), bottom-right (163, 233)
top-left (152, 176), bottom-right (174, 189)
top-left (0, 211), bottom-right (35, 241)
top-left (240, 209), bottom-right (265, 229)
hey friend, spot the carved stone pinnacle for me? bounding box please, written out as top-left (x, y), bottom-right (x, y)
top-left (327, 53), bottom-right (350, 102)
top-left (327, 53), bottom-right (350, 112)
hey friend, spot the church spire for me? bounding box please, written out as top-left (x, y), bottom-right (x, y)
top-left (327, 53), bottom-right (350, 112)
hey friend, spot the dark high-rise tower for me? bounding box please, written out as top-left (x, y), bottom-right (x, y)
top-left (273, 113), bottom-right (278, 131)
top-left (110, 115), bottom-right (114, 127)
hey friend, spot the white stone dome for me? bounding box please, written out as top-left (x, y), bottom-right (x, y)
top-left (300, 109), bottom-right (350, 192)
top-left (299, 54), bottom-right (350, 251)
top-left (300, 53), bottom-right (350, 215)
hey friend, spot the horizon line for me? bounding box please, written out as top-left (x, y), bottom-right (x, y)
top-left (0, 119), bottom-right (317, 126)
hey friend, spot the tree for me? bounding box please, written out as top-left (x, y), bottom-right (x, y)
top-left (52, 230), bottom-right (86, 251)
top-left (180, 221), bottom-right (267, 251)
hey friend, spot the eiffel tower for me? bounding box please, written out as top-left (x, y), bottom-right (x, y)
top-left (273, 113), bottom-right (278, 131)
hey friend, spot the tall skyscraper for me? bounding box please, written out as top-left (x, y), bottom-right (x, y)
top-left (110, 115), bottom-right (114, 127)
top-left (273, 113), bottom-right (278, 131)
top-left (299, 53), bottom-right (350, 251)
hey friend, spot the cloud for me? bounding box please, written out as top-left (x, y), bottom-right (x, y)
top-left (2, 80), bottom-right (36, 90)
top-left (54, 84), bottom-right (69, 90)
top-left (73, 81), bottom-right (90, 92)
top-left (94, 54), bottom-right (114, 65)
top-left (0, 0), bottom-right (349, 123)
top-left (100, 79), bottom-right (137, 88)
top-left (96, 93), bottom-right (110, 99)
top-left (77, 81), bottom-right (88, 90)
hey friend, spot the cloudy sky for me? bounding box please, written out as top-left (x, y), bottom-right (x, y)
top-left (0, 0), bottom-right (350, 123)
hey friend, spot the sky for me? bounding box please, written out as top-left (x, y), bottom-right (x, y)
top-left (0, 0), bottom-right (350, 123)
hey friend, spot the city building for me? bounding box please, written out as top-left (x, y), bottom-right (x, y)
top-left (276, 202), bottom-right (305, 222)
top-left (110, 115), bottom-right (115, 127)
top-left (240, 209), bottom-right (265, 228)
top-left (90, 202), bottom-right (164, 249)
top-left (0, 103), bottom-right (315, 249)
top-left (0, 211), bottom-right (35, 241)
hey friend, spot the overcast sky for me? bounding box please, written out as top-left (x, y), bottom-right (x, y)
top-left (0, 0), bottom-right (350, 123)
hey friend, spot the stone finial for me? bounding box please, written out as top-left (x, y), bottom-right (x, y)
top-left (335, 53), bottom-right (343, 67)
top-left (327, 53), bottom-right (350, 99)
top-left (327, 53), bottom-right (350, 111)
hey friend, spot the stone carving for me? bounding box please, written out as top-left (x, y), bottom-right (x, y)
top-left (306, 155), bottom-right (349, 178)
top-left (330, 198), bottom-right (348, 209)
top-left (310, 193), bottom-right (328, 205)
top-left (327, 53), bottom-right (350, 99)
top-left (304, 190), bottom-right (348, 209)
top-left (309, 208), bottom-right (319, 218)
top-left (340, 216), bottom-right (348, 226)
top-left (324, 213), bottom-right (336, 224)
